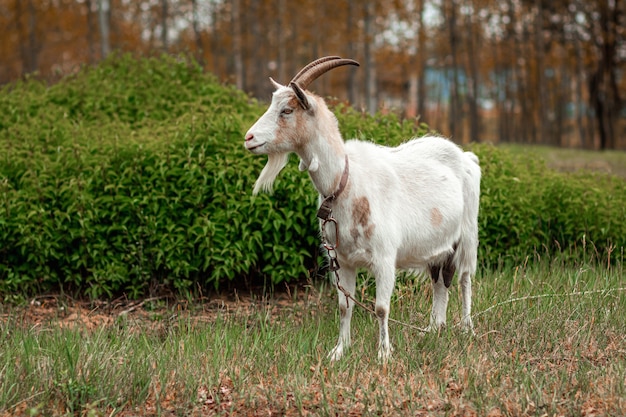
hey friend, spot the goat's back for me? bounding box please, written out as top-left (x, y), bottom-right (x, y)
top-left (339, 136), bottom-right (479, 270)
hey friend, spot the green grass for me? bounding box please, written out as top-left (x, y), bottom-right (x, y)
top-left (1, 258), bottom-right (624, 416)
top-left (501, 144), bottom-right (626, 178)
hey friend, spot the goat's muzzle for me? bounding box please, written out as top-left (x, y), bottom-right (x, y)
top-left (244, 132), bottom-right (266, 153)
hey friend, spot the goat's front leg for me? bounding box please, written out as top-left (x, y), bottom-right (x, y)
top-left (372, 258), bottom-right (397, 363)
top-left (328, 266), bottom-right (357, 362)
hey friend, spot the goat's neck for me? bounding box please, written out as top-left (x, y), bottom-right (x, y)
top-left (298, 133), bottom-right (347, 198)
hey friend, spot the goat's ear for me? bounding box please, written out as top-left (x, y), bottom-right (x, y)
top-left (269, 77), bottom-right (283, 90)
top-left (289, 82), bottom-right (311, 111)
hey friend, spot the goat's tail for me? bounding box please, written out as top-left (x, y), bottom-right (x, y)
top-left (455, 153), bottom-right (481, 275)
top-left (464, 151), bottom-right (479, 166)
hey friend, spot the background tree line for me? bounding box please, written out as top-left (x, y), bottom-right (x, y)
top-left (1, 0), bottom-right (624, 149)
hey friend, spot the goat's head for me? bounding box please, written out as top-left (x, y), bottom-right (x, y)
top-left (245, 56), bottom-right (359, 194)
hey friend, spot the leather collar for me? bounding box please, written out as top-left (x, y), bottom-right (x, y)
top-left (316, 155), bottom-right (349, 220)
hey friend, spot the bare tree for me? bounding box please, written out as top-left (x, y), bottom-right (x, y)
top-left (406, 0), bottom-right (427, 121)
top-left (161, 0), bottom-right (168, 51)
top-left (98, 0), bottom-right (110, 59)
top-left (464, 0), bottom-right (480, 143)
top-left (85, 0), bottom-right (96, 64)
top-left (588, 0), bottom-right (621, 150)
top-left (533, 0), bottom-right (548, 144)
top-left (276, 0), bottom-right (287, 83)
top-left (416, 0), bottom-right (427, 121)
top-left (345, 0), bottom-right (359, 105)
top-left (249, 0), bottom-right (264, 97)
top-left (190, 0), bottom-right (204, 65)
top-left (364, 1), bottom-right (377, 114)
top-left (2, 0), bottom-right (625, 149)
top-left (15, 0), bottom-right (40, 75)
top-left (209, 0), bottom-right (222, 75)
top-left (568, 1), bottom-right (588, 148)
top-left (231, 0), bottom-right (244, 90)
top-left (444, 0), bottom-right (462, 140)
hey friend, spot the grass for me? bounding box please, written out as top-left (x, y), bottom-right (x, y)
top-left (1, 258), bottom-right (625, 416)
top-left (500, 144), bottom-right (626, 178)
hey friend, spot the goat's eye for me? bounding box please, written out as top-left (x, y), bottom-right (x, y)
top-left (281, 108), bottom-right (293, 115)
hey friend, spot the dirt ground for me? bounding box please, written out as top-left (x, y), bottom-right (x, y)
top-left (0, 283), bottom-right (323, 331)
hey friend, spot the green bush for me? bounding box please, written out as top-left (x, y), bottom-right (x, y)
top-left (1, 54), bottom-right (624, 298)
top-left (0, 54), bottom-right (320, 297)
top-left (472, 144), bottom-right (626, 267)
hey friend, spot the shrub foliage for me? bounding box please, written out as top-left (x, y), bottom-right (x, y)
top-left (1, 55), bottom-right (624, 297)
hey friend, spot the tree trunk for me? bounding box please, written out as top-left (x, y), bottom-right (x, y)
top-left (191, 0), bottom-right (204, 66)
top-left (464, 0), bottom-right (479, 143)
top-left (363, 1), bottom-right (377, 115)
top-left (493, 40), bottom-right (504, 143)
top-left (276, 0), bottom-right (287, 83)
top-left (416, 0), bottom-right (427, 121)
top-left (250, 0), bottom-right (263, 97)
top-left (572, 9), bottom-right (587, 148)
top-left (210, 0), bottom-right (220, 74)
top-left (85, 0), bottom-right (96, 64)
top-left (555, 66), bottom-right (567, 146)
top-left (97, 0), bottom-right (110, 59)
top-left (161, 0), bottom-right (168, 52)
top-left (27, 0), bottom-right (38, 72)
top-left (520, 17), bottom-right (534, 143)
top-left (15, 0), bottom-right (30, 75)
top-left (346, 0), bottom-right (358, 105)
top-left (589, 0), bottom-right (620, 150)
top-left (446, 0), bottom-right (461, 140)
top-left (231, 0), bottom-right (244, 90)
top-left (407, 0), bottom-right (427, 120)
top-left (533, 0), bottom-right (548, 145)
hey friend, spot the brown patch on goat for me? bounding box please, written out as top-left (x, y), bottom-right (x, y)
top-left (274, 96), bottom-right (307, 148)
top-left (350, 196), bottom-right (375, 240)
top-left (430, 207), bottom-right (443, 227)
top-left (353, 197), bottom-right (370, 227)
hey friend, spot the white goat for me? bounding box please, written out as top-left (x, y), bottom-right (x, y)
top-left (244, 56), bottom-right (481, 362)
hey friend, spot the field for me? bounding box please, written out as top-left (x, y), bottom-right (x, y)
top-left (1, 55), bottom-right (625, 416)
top-left (500, 144), bottom-right (626, 179)
top-left (1, 259), bottom-right (624, 416)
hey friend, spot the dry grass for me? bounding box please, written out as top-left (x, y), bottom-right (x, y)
top-left (500, 144), bottom-right (626, 179)
top-left (1, 261), bottom-right (625, 416)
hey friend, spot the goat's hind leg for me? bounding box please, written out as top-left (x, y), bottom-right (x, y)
top-left (328, 266), bottom-right (357, 362)
top-left (457, 241), bottom-right (476, 333)
top-left (427, 254), bottom-right (455, 332)
top-left (459, 270), bottom-right (474, 333)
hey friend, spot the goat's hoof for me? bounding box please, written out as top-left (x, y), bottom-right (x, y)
top-left (328, 345), bottom-right (344, 362)
top-left (377, 344), bottom-right (393, 364)
top-left (425, 323), bottom-right (446, 334)
top-left (461, 324), bottom-right (475, 336)
top-left (461, 318), bottom-right (475, 335)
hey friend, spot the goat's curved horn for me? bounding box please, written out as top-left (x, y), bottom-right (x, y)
top-left (290, 56), bottom-right (341, 84)
top-left (290, 56), bottom-right (360, 90)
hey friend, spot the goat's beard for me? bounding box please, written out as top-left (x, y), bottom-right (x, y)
top-left (252, 153), bottom-right (289, 195)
